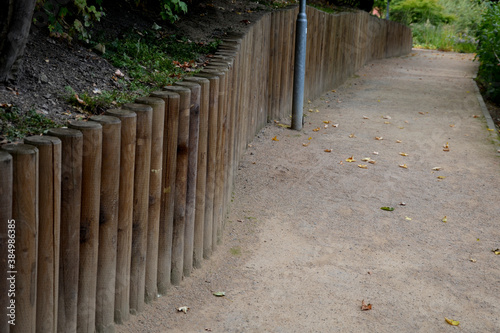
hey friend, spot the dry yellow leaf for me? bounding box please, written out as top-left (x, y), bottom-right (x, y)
top-left (313, 127), bottom-right (320, 132)
top-left (375, 136), bottom-right (383, 140)
top-left (445, 318), bottom-right (459, 326)
top-left (432, 167), bottom-right (442, 171)
top-left (361, 157), bottom-right (371, 161)
top-left (399, 152), bottom-right (408, 156)
top-left (399, 164), bottom-right (408, 169)
top-left (492, 249), bottom-right (500, 255)
top-left (405, 216), bottom-right (412, 221)
top-left (324, 149), bottom-right (332, 153)
top-left (302, 142), bottom-right (310, 147)
top-left (369, 160), bottom-right (376, 164)
top-left (383, 115), bottom-right (391, 119)
top-left (449, 124), bottom-right (455, 127)
top-left (332, 123), bottom-right (339, 128)
top-left (308, 137), bottom-right (312, 140)
top-left (272, 136), bottom-right (279, 141)
top-left (308, 109), bottom-right (314, 112)
top-left (349, 133), bottom-right (356, 138)
top-left (437, 176), bottom-right (446, 179)
top-left (396, 140), bottom-right (402, 143)
top-left (442, 216), bottom-right (447, 223)
top-left (384, 121), bottom-right (391, 124)
top-left (363, 116), bottom-right (369, 119)
top-left (469, 258), bottom-right (477, 263)
top-left (358, 164), bottom-right (368, 169)
top-left (323, 120), bottom-right (330, 124)
top-left (346, 156), bottom-right (356, 162)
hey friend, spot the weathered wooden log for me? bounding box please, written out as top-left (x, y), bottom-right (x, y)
top-left (192, 73), bottom-right (219, 259)
top-left (148, 91), bottom-right (179, 294)
top-left (184, 76), bottom-right (210, 268)
top-left (89, 115), bottom-right (121, 333)
top-left (122, 103), bottom-right (153, 314)
top-left (47, 127), bottom-right (82, 333)
top-left (174, 80), bottom-right (200, 277)
top-left (162, 85), bottom-right (190, 285)
top-left (135, 96), bottom-right (165, 303)
top-left (103, 108), bottom-right (136, 324)
top-left (201, 68), bottom-right (226, 250)
top-left (1, 144), bottom-right (38, 333)
top-left (24, 135), bottom-right (62, 333)
top-left (0, 150), bottom-right (12, 333)
top-left (68, 120), bottom-right (102, 333)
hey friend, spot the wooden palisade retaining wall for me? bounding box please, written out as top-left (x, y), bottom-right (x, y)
top-left (0, 6), bottom-right (411, 332)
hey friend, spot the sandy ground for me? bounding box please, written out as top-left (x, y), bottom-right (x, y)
top-left (117, 49), bottom-right (500, 333)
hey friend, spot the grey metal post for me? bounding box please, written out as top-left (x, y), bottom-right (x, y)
top-left (386, 0), bottom-right (390, 20)
top-left (291, 0), bottom-right (307, 130)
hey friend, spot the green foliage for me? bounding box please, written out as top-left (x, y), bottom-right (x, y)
top-left (0, 105), bottom-right (59, 140)
top-left (475, 1), bottom-right (500, 102)
top-left (35, 0), bottom-right (105, 43)
top-left (160, 0), bottom-right (188, 23)
top-left (391, 0), bottom-right (455, 25)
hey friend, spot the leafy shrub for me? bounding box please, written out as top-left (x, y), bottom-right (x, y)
top-left (476, 1), bottom-right (500, 102)
top-left (391, 0), bottom-right (455, 25)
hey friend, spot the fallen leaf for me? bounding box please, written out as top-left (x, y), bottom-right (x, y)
top-left (445, 318), bottom-right (459, 326)
top-left (324, 149), bottom-right (332, 153)
top-left (332, 123), bottom-right (339, 128)
top-left (437, 176), bottom-right (446, 179)
top-left (399, 164), bottom-right (408, 169)
top-left (383, 115), bottom-right (391, 119)
top-left (449, 124), bottom-right (455, 127)
top-left (361, 300), bottom-right (372, 311)
top-left (313, 127), bottom-right (320, 132)
top-left (74, 94), bottom-right (87, 106)
top-left (349, 133), bottom-right (356, 138)
top-left (399, 202), bottom-right (406, 206)
top-left (213, 292), bottom-right (226, 297)
top-left (399, 152), bottom-right (408, 156)
top-left (443, 142), bottom-right (450, 152)
top-left (375, 136), bottom-right (383, 140)
top-left (346, 156), bottom-right (356, 162)
top-left (302, 142), bottom-right (310, 147)
top-left (487, 128), bottom-right (494, 131)
top-left (308, 109), bottom-right (314, 112)
top-left (380, 207), bottom-right (394, 211)
top-left (361, 157), bottom-right (372, 162)
top-left (432, 167), bottom-right (442, 171)
top-left (405, 216), bottom-right (412, 221)
top-left (396, 140), bottom-right (402, 143)
top-left (324, 124), bottom-right (328, 128)
top-left (177, 306), bottom-right (190, 313)
top-left (272, 136), bottom-right (279, 141)
top-left (277, 123), bottom-right (290, 128)
top-left (308, 137), bottom-right (312, 140)
top-left (115, 69), bottom-right (125, 77)
top-left (368, 160), bottom-right (376, 164)
top-left (492, 249), bottom-right (500, 255)
top-left (323, 120), bottom-right (330, 124)
top-left (442, 216), bottom-right (447, 223)
top-left (473, 115), bottom-right (480, 118)
top-left (384, 121), bottom-right (391, 124)
top-left (358, 164), bottom-right (368, 169)
top-left (363, 116), bottom-right (369, 119)
top-left (373, 151), bottom-right (379, 155)
top-left (469, 258), bottom-right (477, 263)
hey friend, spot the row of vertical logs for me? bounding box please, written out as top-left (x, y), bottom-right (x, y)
top-left (0, 6), bottom-right (411, 332)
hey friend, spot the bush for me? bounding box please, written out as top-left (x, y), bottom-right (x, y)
top-left (476, 1), bottom-right (500, 102)
top-left (391, 0), bottom-right (455, 25)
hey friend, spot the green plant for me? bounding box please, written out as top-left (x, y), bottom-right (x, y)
top-left (391, 0), bottom-right (455, 25)
top-left (475, 1), bottom-right (500, 102)
top-left (0, 104), bottom-right (59, 140)
top-left (160, 0), bottom-right (188, 23)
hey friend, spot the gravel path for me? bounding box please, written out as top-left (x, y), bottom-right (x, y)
top-left (118, 49), bottom-right (500, 333)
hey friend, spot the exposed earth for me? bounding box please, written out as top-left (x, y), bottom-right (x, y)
top-left (116, 50), bottom-right (500, 332)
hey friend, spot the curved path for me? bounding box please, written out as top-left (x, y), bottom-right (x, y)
top-left (119, 49), bottom-right (500, 333)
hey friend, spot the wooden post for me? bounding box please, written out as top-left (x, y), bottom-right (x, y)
top-left (48, 127), bottom-right (82, 333)
top-left (89, 115), bottom-right (121, 333)
top-left (185, 73), bottom-right (219, 260)
top-left (162, 85), bottom-right (190, 285)
top-left (148, 91), bottom-right (179, 295)
top-left (122, 103), bottom-right (152, 314)
top-left (184, 76), bottom-right (210, 269)
top-left (174, 81), bottom-right (200, 278)
top-left (1, 144), bottom-right (38, 333)
top-left (202, 67), bottom-right (227, 249)
top-left (135, 96), bottom-right (165, 303)
top-left (0, 150), bottom-right (12, 333)
top-left (104, 109), bottom-right (136, 324)
top-left (24, 136), bottom-right (62, 333)
top-left (68, 120), bottom-right (102, 333)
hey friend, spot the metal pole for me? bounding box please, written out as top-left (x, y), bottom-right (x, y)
top-left (291, 0), bottom-right (307, 130)
top-left (386, 0), bottom-right (390, 20)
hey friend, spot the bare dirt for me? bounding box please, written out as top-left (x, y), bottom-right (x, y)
top-left (117, 49), bottom-right (500, 333)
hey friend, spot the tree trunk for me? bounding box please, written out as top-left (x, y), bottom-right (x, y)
top-left (0, 0), bottom-right (37, 84)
